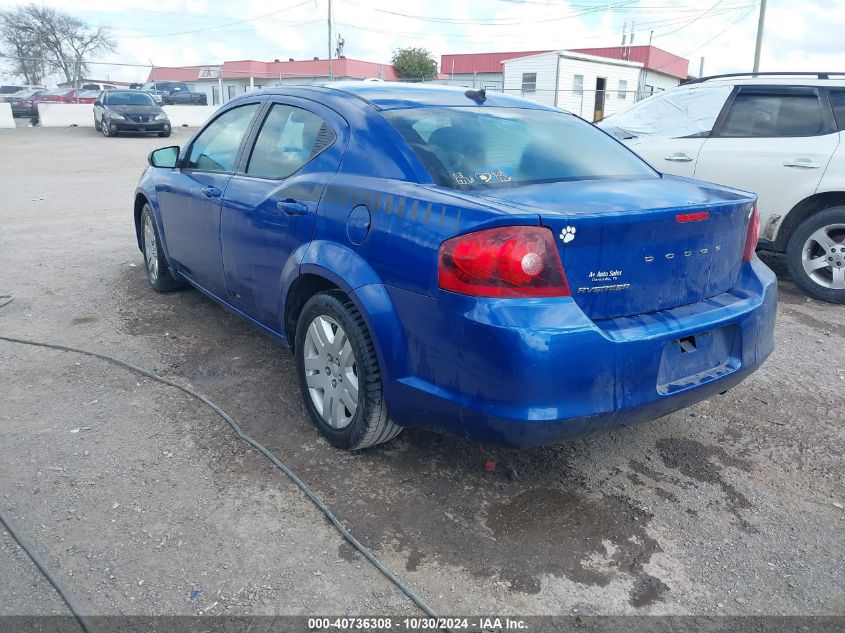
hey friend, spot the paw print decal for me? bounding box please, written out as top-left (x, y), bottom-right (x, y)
top-left (560, 226), bottom-right (576, 244)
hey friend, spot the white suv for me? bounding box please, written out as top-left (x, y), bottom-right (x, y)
top-left (599, 73), bottom-right (845, 304)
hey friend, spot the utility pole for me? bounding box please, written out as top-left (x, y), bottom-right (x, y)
top-left (753, 0), bottom-right (767, 72)
top-left (327, 0), bottom-right (334, 81)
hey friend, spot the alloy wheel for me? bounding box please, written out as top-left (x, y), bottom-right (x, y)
top-left (801, 223), bottom-right (845, 290)
top-left (302, 315), bottom-right (359, 429)
top-left (143, 213), bottom-right (159, 282)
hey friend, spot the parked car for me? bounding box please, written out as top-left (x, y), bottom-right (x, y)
top-left (0, 84), bottom-right (46, 98)
top-left (141, 81), bottom-right (207, 105)
top-left (599, 72), bottom-right (845, 303)
top-left (133, 83), bottom-right (775, 450)
top-left (6, 88), bottom-right (46, 117)
top-left (31, 88), bottom-right (78, 105)
top-left (93, 90), bottom-right (171, 137)
top-left (80, 82), bottom-right (117, 91)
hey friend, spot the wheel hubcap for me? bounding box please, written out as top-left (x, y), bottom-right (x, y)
top-left (143, 214), bottom-right (159, 281)
top-left (801, 223), bottom-right (845, 290)
top-left (302, 315), bottom-right (358, 429)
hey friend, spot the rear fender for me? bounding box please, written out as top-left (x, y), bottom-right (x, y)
top-left (297, 240), bottom-right (411, 394)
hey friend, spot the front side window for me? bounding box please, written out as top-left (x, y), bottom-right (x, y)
top-left (719, 92), bottom-right (826, 137)
top-left (599, 84), bottom-right (732, 140)
top-left (521, 73), bottom-right (537, 95)
top-left (384, 106), bottom-right (656, 189)
top-left (187, 104), bottom-right (260, 172)
top-left (246, 104), bottom-right (335, 179)
top-left (573, 74), bottom-right (584, 96)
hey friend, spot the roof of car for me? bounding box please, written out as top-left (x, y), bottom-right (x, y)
top-left (248, 81), bottom-right (560, 112)
top-left (685, 73), bottom-right (845, 88)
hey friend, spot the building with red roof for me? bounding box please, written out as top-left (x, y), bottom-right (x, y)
top-left (146, 57), bottom-right (400, 106)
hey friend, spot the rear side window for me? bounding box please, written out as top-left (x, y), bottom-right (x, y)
top-left (829, 89), bottom-right (845, 131)
top-left (383, 106), bottom-right (656, 189)
top-left (187, 104), bottom-right (260, 172)
top-left (246, 104), bottom-right (335, 179)
top-left (719, 93), bottom-right (826, 137)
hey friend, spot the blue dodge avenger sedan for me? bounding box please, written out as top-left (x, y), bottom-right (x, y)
top-left (133, 82), bottom-right (776, 450)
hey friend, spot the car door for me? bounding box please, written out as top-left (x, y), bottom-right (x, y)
top-left (220, 98), bottom-right (347, 330)
top-left (694, 86), bottom-right (840, 230)
top-left (157, 101), bottom-right (263, 297)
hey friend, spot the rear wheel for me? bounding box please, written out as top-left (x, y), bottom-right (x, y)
top-left (140, 204), bottom-right (182, 293)
top-left (295, 292), bottom-right (401, 450)
top-left (786, 206), bottom-right (845, 304)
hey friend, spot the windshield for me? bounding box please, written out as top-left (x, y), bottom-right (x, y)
top-left (383, 106), bottom-right (656, 189)
top-left (104, 91), bottom-right (156, 106)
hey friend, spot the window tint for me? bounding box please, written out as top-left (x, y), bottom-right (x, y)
top-left (720, 93), bottom-right (825, 137)
top-left (521, 73), bottom-right (537, 95)
top-left (247, 104), bottom-right (334, 179)
top-left (829, 89), bottom-right (845, 131)
top-left (187, 104), bottom-right (259, 172)
top-left (384, 106), bottom-right (656, 189)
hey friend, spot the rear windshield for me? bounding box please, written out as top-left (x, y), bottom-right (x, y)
top-left (383, 106), bottom-right (656, 188)
top-left (104, 91), bottom-right (156, 106)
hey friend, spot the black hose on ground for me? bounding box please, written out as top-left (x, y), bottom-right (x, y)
top-left (0, 321), bottom-right (448, 630)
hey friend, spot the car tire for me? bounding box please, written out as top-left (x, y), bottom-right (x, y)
top-left (101, 117), bottom-right (112, 137)
top-left (786, 206), bottom-right (845, 304)
top-left (158, 130), bottom-right (171, 138)
top-left (295, 292), bottom-right (401, 451)
top-left (93, 116), bottom-right (101, 131)
top-left (140, 204), bottom-right (183, 293)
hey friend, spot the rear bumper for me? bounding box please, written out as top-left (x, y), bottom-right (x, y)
top-left (369, 257), bottom-right (777, 448)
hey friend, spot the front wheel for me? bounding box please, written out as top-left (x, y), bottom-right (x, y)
top-left (295, 292), bottom-right (401, 450)
top-left (140, 205), bottom-right (183, 293)
top-left (101, 117), bottom-right (111, 137)
top-left (786, 206), bottom-right (845, 304)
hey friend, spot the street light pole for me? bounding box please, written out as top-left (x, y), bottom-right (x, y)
top-left (752, 0), bottom-right (767, 72)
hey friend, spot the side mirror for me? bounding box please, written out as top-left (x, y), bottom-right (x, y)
top-left (149, 146), bottom-right (180, 168)
top-left (93, 100), bottom-right (101, 107)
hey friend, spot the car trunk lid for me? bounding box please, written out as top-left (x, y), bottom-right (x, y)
top-left (475, 176), bottom-right (756, 320)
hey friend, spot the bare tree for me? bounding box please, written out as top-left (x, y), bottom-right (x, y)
top-left (0, 4), bottom-right (115, 87)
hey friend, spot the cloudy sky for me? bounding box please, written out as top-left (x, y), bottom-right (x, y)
top-left (1, 0), bottom-right (843, 84)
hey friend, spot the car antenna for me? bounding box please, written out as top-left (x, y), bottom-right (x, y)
top-left (465, 88), bottom-right (486, 104)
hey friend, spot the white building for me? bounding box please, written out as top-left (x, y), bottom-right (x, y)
top-left (502, 50), bottom-right (644, 120)
top-left (443, 46), bottom-right (689, 121)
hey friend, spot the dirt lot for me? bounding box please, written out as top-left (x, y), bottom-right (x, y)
top-left (0, 125), bottom-right (843, 623)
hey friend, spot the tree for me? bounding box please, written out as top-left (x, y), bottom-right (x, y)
top-left (0, 4), bottom-right (115, 87)
top-left (391, 47), bottom-right (438, 82)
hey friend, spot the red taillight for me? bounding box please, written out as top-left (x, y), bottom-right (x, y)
top-left (742, 205), bottom-right (760, 262)
top-left (676, 211), bottom-right (710, 223)
top-left (438, 226), bottom-right (570, 297)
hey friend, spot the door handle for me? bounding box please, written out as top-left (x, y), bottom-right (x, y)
top-left (664, 153), bottom-right (693, 162)
top-left (276, 199), bottom-right (308, 216)
top-left (202, 186), bottom-right (222, 198)
top-left (783, 159), bottom-right (821, 169)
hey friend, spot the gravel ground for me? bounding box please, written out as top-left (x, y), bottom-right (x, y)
top-left (0, 125), bottom-right (843, 622)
